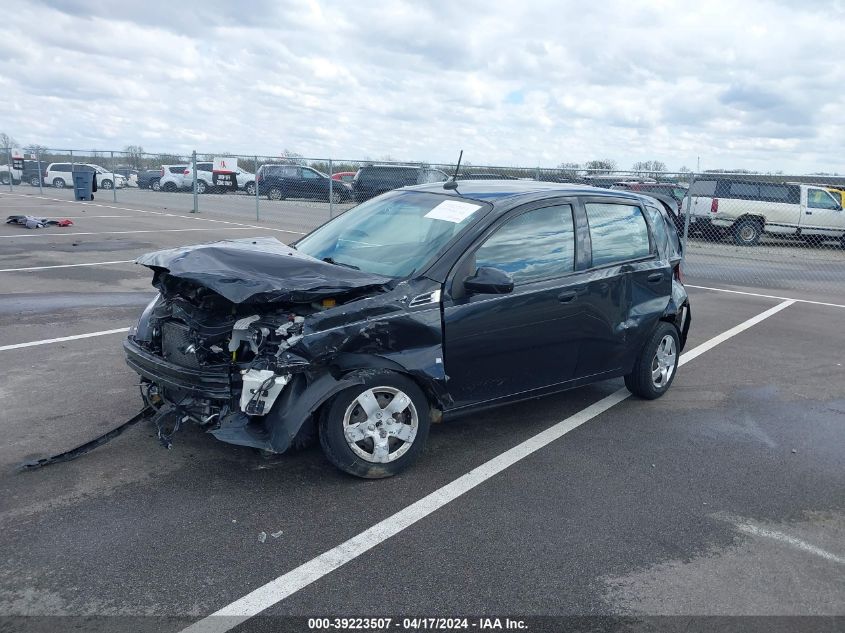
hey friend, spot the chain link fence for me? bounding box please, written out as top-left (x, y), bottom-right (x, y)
top-left (3, 146), bottom-right (844, 297)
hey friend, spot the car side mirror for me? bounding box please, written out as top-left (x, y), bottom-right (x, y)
top-left (464, 267), bottom-right (514, 295)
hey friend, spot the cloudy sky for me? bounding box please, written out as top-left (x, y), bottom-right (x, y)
top-left (1, 0), bottom-right (843, 173)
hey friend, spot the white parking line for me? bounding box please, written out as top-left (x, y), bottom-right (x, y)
top-left (180, 299), bottom-right (796, 633)
top-left (0, 227), bottom-right (256, 238)
top-left (0, 192), bottom-right (306, 236)
top-left (0, 260), bottom-right (136, 272)
top-left (735, 522), bottom-right (845, 565)
top-left (686, 284), bottom-right (845, 310)
top-left (0, 328), bottom-right (129, 352)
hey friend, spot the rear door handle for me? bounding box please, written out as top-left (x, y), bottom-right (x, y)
top-left (647, 273), bottom-right (664, 283)
top-left (558, 290), bottom-right (577, 303)
top-left (805, 211), bottom-right (813, 215)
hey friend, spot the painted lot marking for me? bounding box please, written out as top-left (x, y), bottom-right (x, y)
top-left (686, 283), bottom-right (845, 310)
top-left (180, 299), bottom-right (796, 633)
top-left (0, 260), bottom-right (136, 272)
top-left (734, 521), bottom-right (845, 565)
top-left (0, 192), bottom-right (306, 236)
top-left (0, 328), bottom-right (129, 352)
top-left (0, 227), bottom-right (256, 239)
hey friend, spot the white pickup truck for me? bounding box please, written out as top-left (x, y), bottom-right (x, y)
top-left (683, 179), bottom-right (845, 246)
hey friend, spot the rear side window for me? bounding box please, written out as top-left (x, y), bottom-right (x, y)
top-left (689, 180), bottom-right (716, 196)
top-left (644, 205), bottom-right (669, 256)
top-left (586, 202), bottom-right (651, 267)
top-left (729, 182), bottom-right (758, 198)
top-left (169, 166), bottom-right (185, 173)
top-left (475, 205), bottom-right (575, 284)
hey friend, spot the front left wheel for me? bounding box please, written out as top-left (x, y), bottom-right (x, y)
top-left (624, 322), bottom-right (679, 400)
top-left (319, 371), bottom-right (431, 478)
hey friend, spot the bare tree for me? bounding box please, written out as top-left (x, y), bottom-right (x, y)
top-left (123, 145), bottom-right (145, 169)
top-left (584, 159), bottom-right (616, 174)
top-left (0, 132), bottom-right (19, 150)
top-left (631, 160), bottom-right (667, 177)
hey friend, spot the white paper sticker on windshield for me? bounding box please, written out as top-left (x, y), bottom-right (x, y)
top-left (424, 200), bottom-right (481, 223)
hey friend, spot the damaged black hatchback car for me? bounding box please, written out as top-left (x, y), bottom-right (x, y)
top-left (124, 181), bottom-right (691, 478)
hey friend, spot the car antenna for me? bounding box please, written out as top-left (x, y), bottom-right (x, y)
top-left (443, 150), bottom-right (463, 190)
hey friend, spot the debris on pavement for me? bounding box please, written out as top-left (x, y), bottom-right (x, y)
top-left (258, 532), bottom-right (267, 543)
top-left (6, 215), bottom-right (74, 229)
top-left (271, 531), bottom-right (283, 539)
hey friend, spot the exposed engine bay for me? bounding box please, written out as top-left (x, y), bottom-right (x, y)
top-left (123, 237), bottom-right (448, 454)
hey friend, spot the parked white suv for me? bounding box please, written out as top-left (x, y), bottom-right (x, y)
top-left (44, 163), bottom-right (127, 190)
top-left (183, 162), bottom-right (256, 195)
top-left (682, 179), bottom-right (845, 246)
top-left (157, 165), bottom-right (190, 192)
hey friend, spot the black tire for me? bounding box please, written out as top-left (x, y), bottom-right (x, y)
top-left (162, 181), bottom-right (176, 192)
top-left (0, 174), bottom-right (8, 185)
top-left (624, 321), bottom-right (680, 400)
top-left (732, 218), bottom-right (762, 246)
top-left (195, 180), bottom-right (208, 194)
top-left (151, 179), bottom-right (161, 191)
top-left (53, 177), bottom-right (65, 189)
top-left (101, 179), bottom-right (113, 190)
top-left (29, 175), bottom-right (41, 187)
top-left (244, 182), bottom-right (256, 196)
top-left (319, 370), bottom-right (431, 478)
top-left (267, 186), bottom-right (284, 201)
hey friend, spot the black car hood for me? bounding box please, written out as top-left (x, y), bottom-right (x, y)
top-left (136, 236), bottom-right (391, 304)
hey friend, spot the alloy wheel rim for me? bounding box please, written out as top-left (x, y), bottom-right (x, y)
top-left (342, 386), bottom-right (418, 463)
top-left (651, 335), bottom-right (677, 388)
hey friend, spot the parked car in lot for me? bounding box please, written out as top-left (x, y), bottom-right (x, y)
top-left (257, 164), bottom-right (353, 202)
top-left (332, 171), bottom-right (357, 183)
top-left (22, 160), bottom-right (47, 187)
top-left (457, 172), bottom-right (518, 180)
top-left (182, 162), bottom-right (256, 195)
top-left (124, 181), bottom-right (690, 478)
top-left (351, 164), bottom-right (448, 202)
top-left (137, 168), bottom-right (163, 190)
top-left (682, 179), bottom-right (845, 245)
top-left (43, 163), bottom-right (126, 189)
top-left (0, 164), bottom-right (21, 185)
top-left (612, 181), bottom-right (688, 206)
top-left (158, 165), bottom-right (190, 192)
top-left (113, 167), bottom-right (139, 187)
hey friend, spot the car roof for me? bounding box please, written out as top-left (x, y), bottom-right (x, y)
top-left (408, 179), bottom-right (655, 204)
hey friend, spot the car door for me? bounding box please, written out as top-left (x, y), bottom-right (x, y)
top-left (301, 167), bottom-right (327, 200)
top-left (579, 199), bottom-right (664, 375)
top-left (801, 187), bottom-right (845, 238)
top-left (442, 201), bottom-right (591, 410)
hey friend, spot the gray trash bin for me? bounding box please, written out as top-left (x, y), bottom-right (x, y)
top-left (73, 171), bottom-right (95, 201)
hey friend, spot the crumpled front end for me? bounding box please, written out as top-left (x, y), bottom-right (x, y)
top-left (124, 237), bottom-right (447, 455)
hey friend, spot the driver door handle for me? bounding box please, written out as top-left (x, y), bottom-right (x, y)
top-left (558, 290), bottom-right (577, 303)
top-left (647, 273), bottom-right (664, 283)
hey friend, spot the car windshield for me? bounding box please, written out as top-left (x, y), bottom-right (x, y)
top-left (295, 190), bottom-right (489, 278)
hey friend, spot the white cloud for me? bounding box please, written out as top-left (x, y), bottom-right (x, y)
top-left (0, 0), bottom-right (842, 173)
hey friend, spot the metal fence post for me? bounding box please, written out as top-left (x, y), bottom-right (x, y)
top-left (6, 146), bottom-right (12, 192)
top-left (682, 172), bottom-right (694, 259)
top-left (70, 149), bottom-right (75, 191)
top-left (111, 151), bottom-right (117, 202)
top-left (328, 158), bottom-right (334, 219)
top-left (36, 147), bottom-right (43, 194)
top-left (191, 150), bottom-right (198, 213)
top-left (254, 155), bottom-right (260, 221)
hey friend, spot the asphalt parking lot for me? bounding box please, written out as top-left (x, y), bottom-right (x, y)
top-left (0, 190), bottom-right (843, 632)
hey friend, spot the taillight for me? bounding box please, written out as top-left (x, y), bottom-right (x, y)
top-left (160, 169), bottom-right (164, 177)
top-left (674, 263), bottom-right (684, 282)
top-left (710, 198), bottom-right (719, 214)
top-left (183, 169), bottom-right (190, 175)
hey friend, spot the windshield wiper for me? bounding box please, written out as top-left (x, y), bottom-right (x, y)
top-left (322, 257), bottom-right (359, 270)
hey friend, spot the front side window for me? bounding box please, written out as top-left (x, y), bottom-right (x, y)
top-left (585, 202), bottom-right (651, 267)
top-left (474, 205), bottom-right (575, 284)
top-left (808, 188), bottom-right (839, 210)
top-left (302, 168), bottom-right (322, 179)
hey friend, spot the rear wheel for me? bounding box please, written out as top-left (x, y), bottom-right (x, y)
top-left (319, 371), bottom-right (431, 478)
top-left (330, 189), bottom-right (343, 204)
top-left (195, 180), bottom-right (208, 194)
top-left (244, 181), bottom-right (256, 196)
top-left (624, 322), bottom-right (679, 400)
top-left (732, 218), bottom-right (762, 246)
top-left (29, 175), bottom-right (41, 187)
top-left (162, 181), bottom-right (176, 192)
top-left (53, 177), bottom-right (65, 188)
top-left (151, 179), bottom-right (161, 191)
top-left (267, 186), bottom-right (284, 201)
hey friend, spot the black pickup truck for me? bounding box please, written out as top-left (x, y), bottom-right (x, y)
top-left (137, 168), bottom-right (162, 190)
